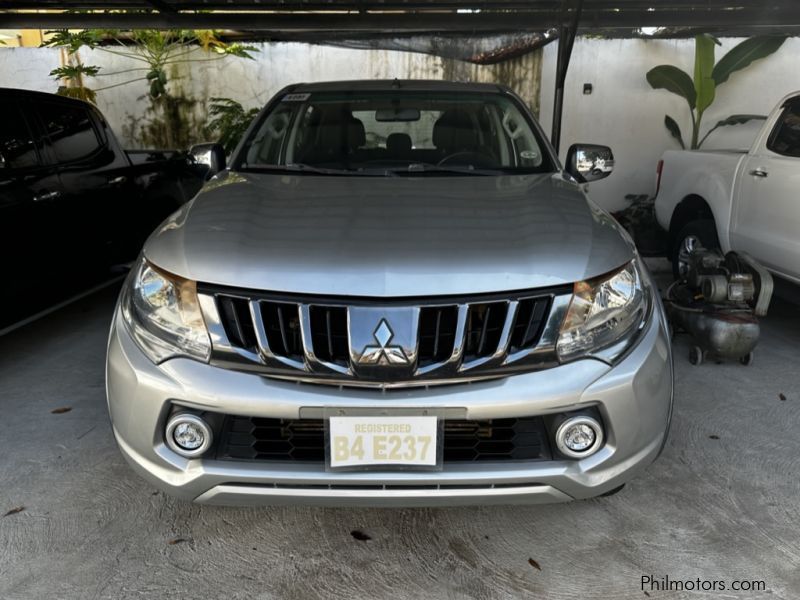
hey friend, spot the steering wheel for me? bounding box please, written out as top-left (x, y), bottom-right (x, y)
top-left (437, 151), bottom-right (496, 168)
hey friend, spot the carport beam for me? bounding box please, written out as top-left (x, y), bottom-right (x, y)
top-left (551, 0), bottom-right (583, 155)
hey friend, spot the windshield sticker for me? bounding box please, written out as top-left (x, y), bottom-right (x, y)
top-left (282, 93), bottom-right (311, 102)
top-left (520, 150), bottom-right (539, 160)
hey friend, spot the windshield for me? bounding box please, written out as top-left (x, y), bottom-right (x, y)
top-left (235, 91), bottom-right (555, 176)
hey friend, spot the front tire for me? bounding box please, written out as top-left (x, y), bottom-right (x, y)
top-left (671, 220), bottom-right (720, 280)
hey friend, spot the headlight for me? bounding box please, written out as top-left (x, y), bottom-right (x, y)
top-left (121, 259), bottom-right (211, 363)
top-left (557, 260), bottom-right (649, 362)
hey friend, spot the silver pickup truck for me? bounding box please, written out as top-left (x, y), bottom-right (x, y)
top-left (106, 80), bottom-right (672, 506)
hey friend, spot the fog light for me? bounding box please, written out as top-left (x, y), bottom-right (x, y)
top-left (165, 413), bottom-right (212, 458)
top-left (555, 416), bottom-right (603, 459)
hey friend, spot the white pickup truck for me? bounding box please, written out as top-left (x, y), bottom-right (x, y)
top-left (655, 91), bottom-right (800, 283)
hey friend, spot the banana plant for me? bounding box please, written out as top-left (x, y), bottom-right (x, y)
top-left (647, 35), bottom-right (786, 149)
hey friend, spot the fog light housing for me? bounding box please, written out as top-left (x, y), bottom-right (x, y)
top-left (165, 413), bottom-right (212, 458)
top-left (555, 416), bottom-right (603, 459)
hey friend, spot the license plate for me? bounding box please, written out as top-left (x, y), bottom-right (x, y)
top-left (327, 416), bottom-right (439, 469)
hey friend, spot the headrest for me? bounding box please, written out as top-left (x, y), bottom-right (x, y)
top-left (432, 110), bottom-right (479, 151)
top-left (347, 117), bottom-right (366, 149)
top-left (386, 132), bottom-right (412, 155)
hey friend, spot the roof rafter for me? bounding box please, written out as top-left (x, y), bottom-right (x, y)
top-left (0, 1), bottom-right (799, 36)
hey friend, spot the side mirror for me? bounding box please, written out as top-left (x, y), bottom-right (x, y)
top-left (565, 143), bottom-right (615, 183)
top-left (189, 143), bottom-right (226, 178)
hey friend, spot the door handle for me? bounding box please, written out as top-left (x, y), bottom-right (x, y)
top-left (750, 168), bottom-right (768, 178)
top-left (108, 175), bottom-right (128, 186)
top-left (33, 190), bottom-right (61, 202)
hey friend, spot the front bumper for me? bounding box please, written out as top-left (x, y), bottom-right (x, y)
top-left (106, 293), bottom-right (673, 507)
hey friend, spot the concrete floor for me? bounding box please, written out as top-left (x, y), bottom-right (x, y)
top-left (1, 266), bottom-right (799, 600)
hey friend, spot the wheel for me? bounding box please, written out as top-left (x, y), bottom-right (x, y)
top-left (689, 346), bottom-right (704, 366)
top-left (740, 352), bottom-right (754, 366)
top-left (671, 220), bottom-right (720, 280)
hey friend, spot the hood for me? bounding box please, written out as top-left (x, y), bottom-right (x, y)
top-left (144, 171), bottom-right (634, 297)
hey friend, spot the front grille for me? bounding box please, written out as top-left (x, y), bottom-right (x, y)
top-left (464, 301), bottom-right (508, 359)
top-left (217, 417), bottom-right (553, 463)
top-left (308, 305), bottom-right (348, 365)
top-left (217, 296), bottom-right (257, 350)
top-left (510, 297), bottom-right (550, 352)
top-left (261, 301), bottom-right (303, 360)
top-left (201, 286), bottom-right (567, 385)
top-left (418, 305), bottom-right (459, 365)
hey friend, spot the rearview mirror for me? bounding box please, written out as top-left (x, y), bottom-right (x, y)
top-left (375, 108), bottom-right (421, 122)
top-left (190, 143), bottom-right (226, 178)
top-left (565, 144), bottom-right (614, 183)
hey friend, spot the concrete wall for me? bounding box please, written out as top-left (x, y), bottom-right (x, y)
top-left (0, 42), bottom-right (542, 148)
top-left (0, 46), bottom-right (60, 91)
top-left (3, 37), bottom-right (797, 212)
top-left (540, 37), bottom-right (800, 211)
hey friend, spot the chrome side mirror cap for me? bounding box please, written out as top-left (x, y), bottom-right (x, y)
top-left (189, 143), bottom-right (226, 178)
top-left (566, 143), bottom-right (614, 183)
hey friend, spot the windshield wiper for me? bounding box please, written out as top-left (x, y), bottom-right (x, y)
top-left (239, 163), bottom-right (377, 176)
top-left (384, 163), bottom-right (506, 176)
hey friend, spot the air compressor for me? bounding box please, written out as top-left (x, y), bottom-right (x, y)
top-left (665, 248), bottom-right (773, 366)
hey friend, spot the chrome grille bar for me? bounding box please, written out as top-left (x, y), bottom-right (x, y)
top-left (417, 303), bottom-right (468, 376)
top-left (298, 304), bottom-right (350, 376)
top-left (200, 289), bottom-right (570, 386)
top-left (249, 300), bottom-right (306, 371)
top-left (461, 300), bottom-right (518, 372)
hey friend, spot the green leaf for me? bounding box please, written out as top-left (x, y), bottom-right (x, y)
top-left (712, 36), bottom-right (787, 86)
top-left (712, 114), bottom-right (767, 128)
top-left (215, 43), bottom-right (260, 59)
top-left (207, 97), bottom-right (260, 154)
top-left (42, 29), bottom-right (100, 53)
top-left (49, 64), bottom-right (101, 79)
top-left (693, 35), bottom-right (716, 114)
top-left (697, 114), bottom-right (767, 147)
top-left (647, 65), bottom-right (696, 109)
top-left (664, 115), bottom-right (686, 149)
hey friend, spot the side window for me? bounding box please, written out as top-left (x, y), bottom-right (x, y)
top-left (37, 101), bottom-right (103, 164)
top-left (0, 100), bottom-right (39, 170)
top-left (767, 102), bottom-right (800, 158)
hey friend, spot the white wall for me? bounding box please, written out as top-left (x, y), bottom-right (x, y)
top-left (540, 37), bottom-right (800, 211)
top-left (0, 47), bottom-right (61, 92)
top-left (0, 42), bottom-right (541, 148)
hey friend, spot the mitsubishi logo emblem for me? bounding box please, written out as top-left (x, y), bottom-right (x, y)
top-left (348, 308), bottom-right (418, 374)
top-left (357, 319), bottom-right (410, 365)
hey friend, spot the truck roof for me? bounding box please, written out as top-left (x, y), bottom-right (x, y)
top-left (0, 86), bottom-right (94, 108)
top-left (289, 79), bottom-right (510, 94)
